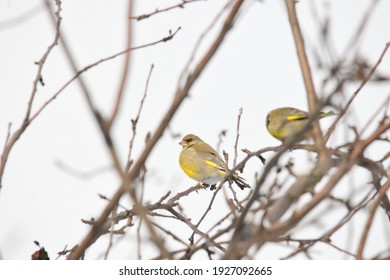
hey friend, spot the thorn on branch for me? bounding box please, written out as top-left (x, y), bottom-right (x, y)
top-left (257, 154), bottom-right (266, 165)
top-left (158, 191), bottom-right (171, 203)
top-left (131, 119), bottom-right (137, 131)
top-left (39, 75), bottom-right (45, 86)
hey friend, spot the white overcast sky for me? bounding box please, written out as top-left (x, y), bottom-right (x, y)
top-left (0, 0), bottom-right (389, 259)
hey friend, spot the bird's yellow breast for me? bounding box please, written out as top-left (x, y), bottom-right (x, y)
top-left (179, 151), bottom-right (202, 181)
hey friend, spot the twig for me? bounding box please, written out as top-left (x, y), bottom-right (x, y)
top-left (104, 212), bottom-right (118, 260)
top-left (31, 26), bottom-right (180, 132)
top-left (152, 222), bottom-right (189, 247)
top-left (168, 184), bottom-right (205, 205)
top-left (357, 178), bottom-right (390, 259)
top-left (360, 95), bottom-right (390, 138)
top-left (26, 0), bottom-right (61, 122)
top-left (180, 222), bottom-right (236, 260)
top-left (0, 0), bottom-right (62, 189)
top-left (282, 187), bottom-right (376, 259)
top-left (189, 185), bottom-right (224, 244)
top-left (233, 107), bottom-right (243, 167)
top-left (132, 0), bottom-right (204, 21)
top-left (158, 204), bottom-right (226, 252)
top-left (137, 219), bottom-right (144, 260)
top-left (281, 238), bottom-right (357, 259)
top-left (137, 167), bottom-right (148, 260)
top-left (324, 189), bottom-right (376, 239)
top-left (1, 123), bottom-right (12, 154)
top-left (222, 143), bottom-right (291, 258)
top-left (324, 41), bottom-right (390, 143)
top-left (126, 64), bottom-right (154, 172)
top-left (29, 28), bottom-right (180, 126)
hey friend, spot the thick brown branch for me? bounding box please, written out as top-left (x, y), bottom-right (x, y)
top-left (285, 0), bottom-right (327, 158)
top-left (107, 1), bottom-right (133, 129)
top-left (68, 0), bottom-right (245, 260)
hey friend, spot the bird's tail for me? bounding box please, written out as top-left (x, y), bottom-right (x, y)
top-left (232, 173), bottom-right (250, 190)
top-left (319, 111), bottom-right (337, 118)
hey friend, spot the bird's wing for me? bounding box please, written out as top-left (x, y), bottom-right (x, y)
top-left (286, 111), bottom-right (308, 121)
top-left (195, 142), bottom-right (226, 171)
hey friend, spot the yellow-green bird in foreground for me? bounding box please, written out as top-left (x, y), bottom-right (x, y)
top-left (266, 107), bottom-right (336, 143)
top-left (179, 134), bottom-right (250, 190)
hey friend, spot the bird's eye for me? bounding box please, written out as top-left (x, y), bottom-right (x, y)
top-left (187, 138), bottom-right (193, 142)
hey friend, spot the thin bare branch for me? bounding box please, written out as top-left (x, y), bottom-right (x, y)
top-left (29, 28), bottom-right (180, 126)
top-left (233, 107), bottom-right (243, 167)
top-left (325, 42), bottom-right (390, 144)
top-left (0, 0), bottom-right (62, 189)
top-left (26, 0), bottom-right (61, 122)
top-left (357, 178), bottom-right (390, 259)
top-left (126, 64), bottom-right (154, 173)
top-left (132, 0), bottom-right (205, 21)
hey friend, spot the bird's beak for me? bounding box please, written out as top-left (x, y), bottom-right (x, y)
top-left (179, 141), bottom-right (187, 147)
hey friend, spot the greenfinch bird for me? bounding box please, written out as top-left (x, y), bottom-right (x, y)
top-left (179, 134), bottom-right (250, 190)
top-left (266, 107), bottom-right (336, 143)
